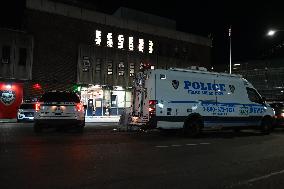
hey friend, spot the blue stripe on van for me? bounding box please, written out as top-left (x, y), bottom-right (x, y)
top-left (167, 100), bottom-right (265, 107)
top-left (155, 116), bottom-right (263, 123)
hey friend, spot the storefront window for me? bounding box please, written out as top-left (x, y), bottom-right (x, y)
top-left (80, 85), bottom-right (132, 116)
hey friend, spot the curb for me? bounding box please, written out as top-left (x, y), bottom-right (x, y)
top-left (0, 119), bottom-right (17, 123)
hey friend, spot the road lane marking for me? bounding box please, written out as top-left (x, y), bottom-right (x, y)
top-left (155, 143), bottom-right (211, 148)
top-left (232, 169), bottom-right (284, 187)
top-left (186, 143), bottom-right (197, 146)
top-left (155, 145), bottom-right (169, 148)
top-left (171, 144), bottom-right (182, 147)
top-left (246, 169), bottom-right (284, 183)
top-left (199, 142), bottom-right (210, 145)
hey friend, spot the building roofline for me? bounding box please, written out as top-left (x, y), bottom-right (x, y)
top-left (26, 0), bottom-right (212, 47)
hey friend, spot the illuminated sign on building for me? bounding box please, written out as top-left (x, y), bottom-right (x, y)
top-left (149, 40), bottom-right (154, 54)
top-left (138, 39), bottom-right (144, 53)
top-left (94, 30), bottom-right (154, 53)
top-left (107, 33), bottom-right (113, 47)
top-left (129, 36), bottom-right (134, 51)
top-left (95, 30), bottom-right (102, 46)
top-left (118, 35), bottom-right (124, 49)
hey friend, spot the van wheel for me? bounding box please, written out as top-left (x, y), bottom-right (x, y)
top-left (184, 117), bottom-right (202, 137)
top-left (261, 118), bottom-right (272, 135)
top-left (34, 123), bottom-right (42, 133)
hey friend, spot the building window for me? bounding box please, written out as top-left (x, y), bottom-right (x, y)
top-left (18, 48), bottom-right (27, 66)
top-left (95, 58), bottom-right (102, 73)
top-left (107, 60), bottom-right (113, 75)
top-left (129, 63), bottom-right (135, 77)
top-left (82, 56), bottom-right (90, 72)
top-left (118, 61), bottom-right (125, 76)
top-left (2, 45), bottom-right (10, 64)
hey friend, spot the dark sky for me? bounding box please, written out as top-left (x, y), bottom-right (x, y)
top-left (2, 0), bottom-right (284, 66)
top-left (94, 0), bottom-right (284, 65)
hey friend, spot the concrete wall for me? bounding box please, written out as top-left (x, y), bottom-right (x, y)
top-left (26, 0), bottom-right (212, 47)
top-left (0, 29), bottom-right (33, 81)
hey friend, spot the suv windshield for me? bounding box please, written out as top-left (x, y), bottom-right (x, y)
top-left (19, 104), bottom-right (35, 109)
top-left (40, 92), bottom-right (80, 103)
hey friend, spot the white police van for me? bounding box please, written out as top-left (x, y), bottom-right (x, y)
top-left (130, 67), bottom-right (274, 136)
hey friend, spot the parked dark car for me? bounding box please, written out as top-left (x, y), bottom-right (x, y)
top-left (17, 103), bottom-right (36, 122)
top-left (269, 102), bottom-right (284, 127)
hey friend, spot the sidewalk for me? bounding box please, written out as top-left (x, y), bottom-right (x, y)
top-left (0, 119), bottom-right (17, 123)
top-left (85, 116), bottom-right (120, 123)
top-left (0, 116), bottom-right (120, 123)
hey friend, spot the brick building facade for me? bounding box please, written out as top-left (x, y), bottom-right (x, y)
top-left (0, 0), bottom-right (212, 117)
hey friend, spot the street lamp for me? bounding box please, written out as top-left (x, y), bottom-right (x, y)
top-left (229, 26), bottom-right (232, 74)
top-left (267, 29), bottom-right (284, 36)
top-left (267, 30), bottom-right (276, 36)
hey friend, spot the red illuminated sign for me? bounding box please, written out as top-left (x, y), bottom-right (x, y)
top-left (0, 83), bottom-right (23, 119)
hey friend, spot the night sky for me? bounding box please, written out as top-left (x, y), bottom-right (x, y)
top-left (2, 0), bottom-right (284, 66)
top-left (94, 0), bottom-right (284, 66)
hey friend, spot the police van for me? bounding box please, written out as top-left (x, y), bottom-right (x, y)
top-left (130, 67), bottom-right (274, 136)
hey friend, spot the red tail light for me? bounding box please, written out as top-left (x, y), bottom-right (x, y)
top-left (35, 103), bottom-right (40, 112)
top-left (149, 100), bottom-right (157, 105)
top-left (149, 100), bottom-right (157, 115)
top-left (76, 103), bottom-right (84, 112)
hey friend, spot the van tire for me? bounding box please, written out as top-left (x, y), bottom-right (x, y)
top-left (184, 117), bottom-right (203, 137)
top-left (261, 118), bottom-right (272, 135)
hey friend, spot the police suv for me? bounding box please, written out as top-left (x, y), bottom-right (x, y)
top-left (130, 67), bottom-right (275, 136)
top-left (33, 91), bottom-right (85, 132)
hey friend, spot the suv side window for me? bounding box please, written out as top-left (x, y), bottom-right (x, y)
top-left (246, 87), bottom-right (262, 104)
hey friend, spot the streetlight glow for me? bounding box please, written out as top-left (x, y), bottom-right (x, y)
top-left (267, 30), bottom-right (276, 36)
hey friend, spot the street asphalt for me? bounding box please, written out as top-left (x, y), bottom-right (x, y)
top-left (1, 122), bottom-right (284, 189)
